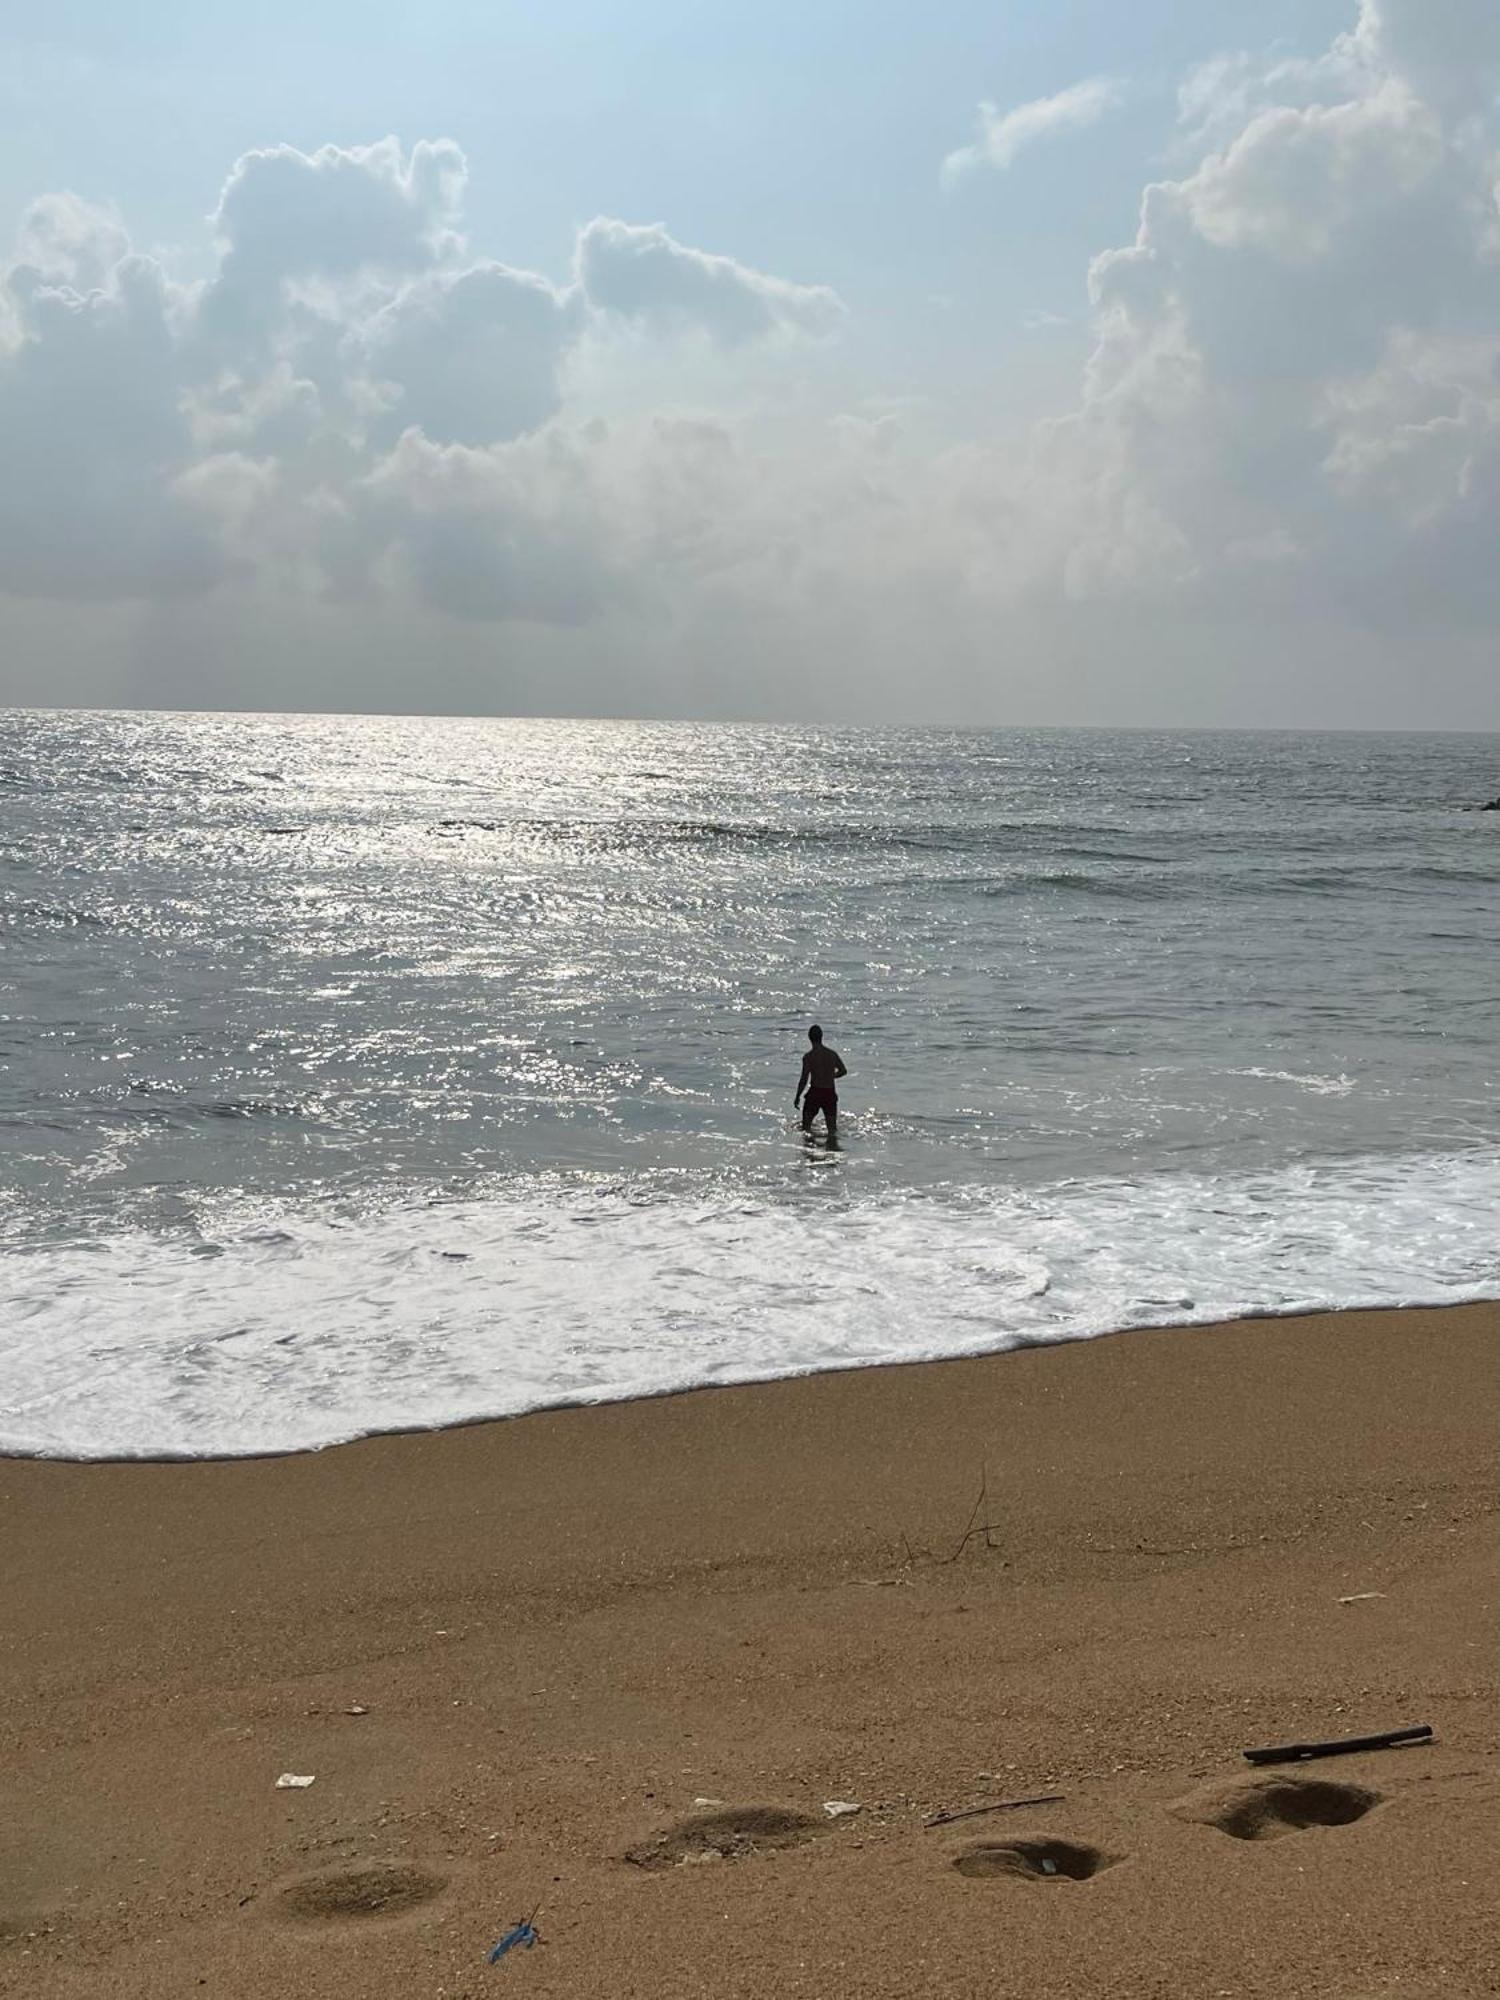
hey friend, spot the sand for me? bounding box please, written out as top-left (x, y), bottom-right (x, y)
top-left (1, 1302), bottom-right (1495, 1999)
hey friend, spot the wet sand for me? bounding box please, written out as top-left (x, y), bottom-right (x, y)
top-left (1, 1302), bottom-right (1496, 1998)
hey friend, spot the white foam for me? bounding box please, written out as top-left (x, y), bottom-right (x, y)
top-left (1229, 1068), bottom-right (1357, 1096)
top-left (2, 1149), bottom-right (1498, 1459)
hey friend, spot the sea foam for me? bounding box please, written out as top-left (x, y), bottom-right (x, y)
top-left (3, 1146), bottom-right (1496, 1459)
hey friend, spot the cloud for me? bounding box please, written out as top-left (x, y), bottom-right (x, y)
top-left (199, 138), bottom-right (468, 352)
top-left (943, 78), bottom-right (1124, 183)
top-left (575, 217), bottom-right (844, 343)
top-left (350, 425), bottom-right (618, 624)
top-left (212, 137), bottom-right (467, 284)
top-left (0, 137), bottom-right (846, 621)
top-left (1348, 0), bottom-right (1500, 106)
top-left (1172, 83), bottom-right (1444, 265)
top-left (360, 262), bottom-right (579, 447)
top-left (0, 251), bottom-right (225, 599)
top-left (937, 0), bottom-right (1500, 637)
top-left (13, 192), bottom-right (129, 291)
top-left (3, 1), bottom-right (1499, 722)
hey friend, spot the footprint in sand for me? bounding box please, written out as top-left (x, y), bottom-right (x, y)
top-left (272, 1863), bottom-right (447, 1923)
top-left (1170, 1774), bottom-right (1382, 1842)
top-left (625, 1806), bottom-right (825, 1871)
top-left (952, 1836), bottom-right (1119, 1882)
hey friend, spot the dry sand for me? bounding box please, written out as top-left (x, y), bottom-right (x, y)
top-left (1, 1302), bottom-right (1496, 1999)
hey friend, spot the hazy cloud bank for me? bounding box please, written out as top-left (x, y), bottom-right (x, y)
top-left (2, 0), bottom-right (1498, 720)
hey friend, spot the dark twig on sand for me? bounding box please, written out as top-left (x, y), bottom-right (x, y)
top-left (1242, 1723), bottom-right (1432, 1766)
top-left (925, 1794), bottom-right (1065, 1828)
top-left (938, 1461), bottom-right (1003, 1565)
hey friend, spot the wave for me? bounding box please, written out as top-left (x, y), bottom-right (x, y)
top-left (0, 901), bottom-right (109, 929)
top-left (421, 816), bottom-right (1166, 855)
top-left (982, 870), bottom-right (1170, 900)
top-left (407, 822), bottom-right (1500, 900)
top-left (1406, 862), bottom-right (1500, 885)
top-left (1229, 1068), bottom-right (1356, 1097)
top-left (3, 1146), bottom-right (1496, 1461)
top-left (2, 1092), bottom-right (329, 1134)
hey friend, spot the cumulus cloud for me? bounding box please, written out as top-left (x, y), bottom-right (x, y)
top-left (575, 217), bottom-right (844, 342)
top-left (0, 136), bottom-right (846, 616)
top-left (1348, 0), bottom-right (1500, 106)
top-left (2, 1), bottom-right (1499, 719)
top-left (943, 78), bottom-right (1124, 183)
top-left (13, 192), bottom-right (129, 291)
top-left (0, 250), bottom-right (225, 599)
top-left (201, 138), bottom-right (467, 345)
top-left (1031, 0), bottom-right (1500, 621)
top-left (360, 262), bottom-right (579, 447)
top-left (351, 426), bottom-right (618, 624)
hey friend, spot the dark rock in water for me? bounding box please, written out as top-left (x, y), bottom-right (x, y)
top-left (1481, 798), bottom-right (1500, 811)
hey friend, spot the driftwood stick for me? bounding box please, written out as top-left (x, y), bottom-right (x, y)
top-left (925, 1793), bottom-right (1065, 1828)
top-left (939, 1460), bottom-right (1002, 1564)
top-left (1242, 1723), bottom-right (1432, 1766)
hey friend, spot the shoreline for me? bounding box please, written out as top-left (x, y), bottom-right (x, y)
top-left (8, 1285), bottom-right (1500, 1467)
top-left (2, 1300), bottom-right (1496, 1997)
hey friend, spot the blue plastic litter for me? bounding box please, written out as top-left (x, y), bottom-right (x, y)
top-left (488, 1917), bottom-right (540, 1965)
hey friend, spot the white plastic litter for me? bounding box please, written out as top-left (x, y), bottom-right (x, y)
top-left (823, 1800), bottom-right (862, 1818)
top-left (692, 1797), bottom-right (726, 1810)
top-left (1337, 1592), bottom-right (1387, 1604)
top-left (275, 1773), bottom-right (316, 1788)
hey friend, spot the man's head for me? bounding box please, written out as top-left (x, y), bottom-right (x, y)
top-left (808, 1024), bottom-right (823, 1044)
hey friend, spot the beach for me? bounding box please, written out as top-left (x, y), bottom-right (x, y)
top-left (2, 1301), bottom-right (1494, 1999)
top-left (6, 5), bottom-right (1500, 1992)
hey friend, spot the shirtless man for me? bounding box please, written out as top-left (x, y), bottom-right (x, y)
top-left (794, 1024), bottom-right (847, 1138)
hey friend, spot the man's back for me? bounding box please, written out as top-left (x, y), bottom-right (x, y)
top-left (796, 1026), bottom-right (848, 1134)
top-left (804, 1043), bottom-right (843, 1090)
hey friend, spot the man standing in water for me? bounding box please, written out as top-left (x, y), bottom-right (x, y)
top-left (794, 1024), bottom-right (847, 1139)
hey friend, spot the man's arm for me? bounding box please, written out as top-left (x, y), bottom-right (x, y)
top-left (794, 1052), bottom-right (810, 1103)
top-left (833, 1053), bottom-right (848, 1079)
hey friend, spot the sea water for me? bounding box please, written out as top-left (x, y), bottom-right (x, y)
top-left (2, 710), bottom-right (1497, 1458)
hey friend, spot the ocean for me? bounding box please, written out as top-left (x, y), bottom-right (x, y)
top-left (2, 708), bottom-right (1497, 1459)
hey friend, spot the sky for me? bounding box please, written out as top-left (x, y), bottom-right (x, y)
top-left (1, 0), bottom-right (1497, 726)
